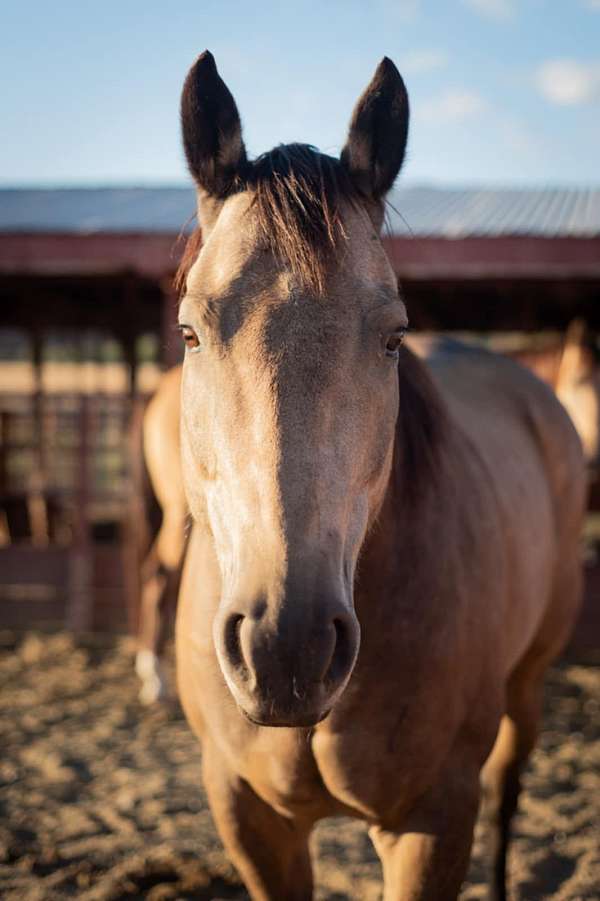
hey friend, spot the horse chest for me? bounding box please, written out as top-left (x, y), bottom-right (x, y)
top-left (234, 701), bottom-right (450, 824)
top-left (231, 730), bottom-right (347, 820)
top-left (305, 653), bottom-right (473, 822)
top-left (229, 724), bottom-right (422, 823)
top-left (309, 715), bottom-right (446, 822)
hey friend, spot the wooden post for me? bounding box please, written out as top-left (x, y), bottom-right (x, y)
top-left (122, 334), bottom-right (138, 399)
top-left (118, 280), bottom-right (142, 636)
top-left (28, 331), bottom-right (49, 547)
top-left (121, 395), bottom-right (146, 638)
top-left (0, 412), bottom-right (10, 546)
top-left (66, 341), bottom-right (94, 632)
top-left (120, 276), bottom-right (140, 397)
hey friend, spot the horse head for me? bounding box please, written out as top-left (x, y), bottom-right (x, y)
top-left (178, 51), bottom-right (409, 727)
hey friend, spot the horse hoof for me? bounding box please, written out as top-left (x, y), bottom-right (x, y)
top-left (135, 649), bottom-right (159, 680)
top-left (138, 675), bottom-right (167, 706)
top-left (136, 650), bottom-right (169, 705)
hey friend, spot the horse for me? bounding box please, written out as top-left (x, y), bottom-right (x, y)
top-left (127, 365), bottom-right (187, 704)
top-left (132, 325), bottom-right (596, 709)
top-left (173, 51), bottom-right (586, 900)
top-left (509, 320), bottom-right (600, 471)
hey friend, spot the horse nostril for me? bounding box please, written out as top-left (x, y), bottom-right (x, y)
top-left (223, 613), bottom-right (246, 674)
top-left (324, 616), bottom-right (356, 690)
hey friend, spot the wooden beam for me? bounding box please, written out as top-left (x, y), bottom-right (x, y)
top-left (3, 232), bottom-right (600, 283)
top-left (0, 232), bottom-right (182, 278)
top-left (384, 236), bottom-right (600, 280)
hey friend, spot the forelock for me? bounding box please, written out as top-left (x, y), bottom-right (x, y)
top-left (176, 144), bottom-right (364, 298)
top-left (248, 144), bottom-right (361, 296)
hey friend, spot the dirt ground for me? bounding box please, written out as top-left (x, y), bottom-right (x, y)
top-left (1, 631), bottom-right (598, 901)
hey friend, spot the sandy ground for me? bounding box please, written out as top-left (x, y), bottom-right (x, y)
top-left (0, 632), bottom-right (598, 901)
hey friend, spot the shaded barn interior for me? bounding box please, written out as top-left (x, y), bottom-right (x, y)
top-left (1, 185), bottom-right (599, 638)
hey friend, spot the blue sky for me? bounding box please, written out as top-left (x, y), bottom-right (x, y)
top-left (2, 0), bottom-right (599, 187)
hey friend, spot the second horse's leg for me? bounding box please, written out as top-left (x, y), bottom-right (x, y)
top-left (136, 549), bottom-right (169, 704)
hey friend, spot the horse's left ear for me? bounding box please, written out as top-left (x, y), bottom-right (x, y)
top-left (181, 50), bottom-right (247, 200)
top-left (557, 319), bottom-right (590, 387)
top-left (341, 57), bottom-right (409, 200)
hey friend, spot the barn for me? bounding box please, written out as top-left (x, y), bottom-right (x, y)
top-left (1, 185), bottom-right (600, 636)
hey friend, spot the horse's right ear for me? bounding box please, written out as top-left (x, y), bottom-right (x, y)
top-left (181, 51), bottom-right (247, 199)
top-left (341, 57), bottom-right (409, 200)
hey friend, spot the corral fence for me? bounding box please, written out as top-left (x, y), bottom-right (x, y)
top-left (0, 391), bottom-right (133, 632)
top-left (0, 330), bottom-right (162, 634)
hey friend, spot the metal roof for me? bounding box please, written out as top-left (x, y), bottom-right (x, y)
top-left (1, 186), bottom-right (600, 238)
top-left (385, 187), bottom-right (600, 238)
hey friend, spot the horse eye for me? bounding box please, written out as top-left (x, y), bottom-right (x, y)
top-left (179, 325), bottom-right (200, 352)
top-left (385, 328), bottom-right (407, 358)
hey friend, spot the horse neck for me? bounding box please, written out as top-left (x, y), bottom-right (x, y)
top-left (355, 348), bottom-right (453, 611)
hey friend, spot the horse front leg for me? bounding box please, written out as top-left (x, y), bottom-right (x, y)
top-left (370, 760), bottom-right (481, 901)
top-left (202, 739), bottom-right (314, 901)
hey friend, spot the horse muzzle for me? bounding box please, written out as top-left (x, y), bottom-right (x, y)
top-left (213, 594), bottom-right (360, 727)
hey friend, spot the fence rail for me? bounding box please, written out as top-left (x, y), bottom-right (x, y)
top-left (0, 389), bottom-right (139, 633)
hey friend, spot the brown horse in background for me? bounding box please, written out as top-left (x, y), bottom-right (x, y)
top-left (170, 52), bottom-right (586, 900)
top-left (509, 320), bottom-right (600, 470)
top-left (127, 365), bottom-right (187, 704)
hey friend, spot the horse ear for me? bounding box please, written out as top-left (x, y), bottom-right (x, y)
top-left (557, 319), bottom-right (590, 387)
top-left (341, 57), bottom-right (409, 199)
top-left (181, 50), bottom-right (247, 198)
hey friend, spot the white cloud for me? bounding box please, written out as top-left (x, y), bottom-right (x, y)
top-left (535, 59), bottom-right (600, 105)
top-left (462, 0), bottom-right (515, 21)
top-left (583, 0), bottom-right (600, 10)
top-left (402, 49), bottom-right (449, 75)
top-left (417, 89), bottom-right (487, 123)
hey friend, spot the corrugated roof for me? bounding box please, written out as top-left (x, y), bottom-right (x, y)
top-left (1, 186), bottom-right (600, 238)
top-left (384, 187), bottom-right (600, 237)
top-left (0, 188), bottom-right (195, 235)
